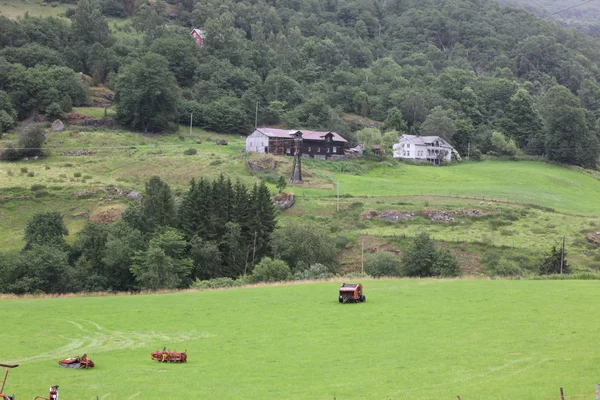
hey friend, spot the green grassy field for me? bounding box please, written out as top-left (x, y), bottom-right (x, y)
top-left (1, 280), bottom-right (599, 399)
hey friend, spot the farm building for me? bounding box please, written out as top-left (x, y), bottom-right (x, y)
top-left (392, 135), bottom-right (460, 164)
top-left (191, 29), bottom-right (206, 47)
top-left (246, 128), bottom-right (348, 160)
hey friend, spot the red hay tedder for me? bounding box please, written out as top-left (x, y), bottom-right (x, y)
top-left (58, 354), bottom-right (94, 369)
top-left (151, 348), bottom-right (187, 363)
top-left (339, 283), bottom-right (366, 303)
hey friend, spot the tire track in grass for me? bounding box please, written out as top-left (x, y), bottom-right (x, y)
top-left (390, 357), bottom-right (549, 398)
top-left (6, 321), bottom-right (207, 364)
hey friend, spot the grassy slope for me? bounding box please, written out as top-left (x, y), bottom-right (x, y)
top-left (0, 0), bottom-right (73, 19)
top-left (2, 126), bottom-right (600, 269)
top-left (1, 280), bottom-right (599, 399)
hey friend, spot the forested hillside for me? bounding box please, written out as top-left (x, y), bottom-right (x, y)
top-left (1, 0), bottom-right (600, 167)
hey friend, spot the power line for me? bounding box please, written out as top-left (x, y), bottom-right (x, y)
top-left (548, 0), bottom-right (596, 16)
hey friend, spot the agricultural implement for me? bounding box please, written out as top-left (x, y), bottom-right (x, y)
top-left (34, 386), bottom-right (59, 400)
top-left (339, 283), bottom-right (366, 303)
top-left (151, 348), bottom-right (187, 363)
top-left (58, 354), bottom-right (94, 369)
top-left (0, 363), bottom-right (18, 400)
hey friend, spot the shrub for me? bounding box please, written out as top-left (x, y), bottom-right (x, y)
top-left (44, 165), bottom-right (50, 170)
top-left (209, 159), bottom-right (223, 166)
top-left (20, 167), bottom-right (28, 174)
top-left (83, 175), bottom-right (93, 180)
top-left (27, 171), bottom-right (35, 177)
top-left (364, 251), bottom-right (402, 277)
top-left (34, 190), bottom-right (49, 198)
top-left (183, 148), bottom-right (197, 155)
top-left (251, 257), bottom-right (292, 283)
top-left (293, 263), bottom-right (333, 280)
top-left (73, 172), bottom-right (82, 178)
top-left (485, 259), bottom-right (525, 277)
top-left (18, 125), bottom-right (46, 158)
top-left (402, 233), bottom-right (460, 277)
top-left (191, 277), bottom-right (236, 289)
top-left (30, 184), bottom-right (46, 191)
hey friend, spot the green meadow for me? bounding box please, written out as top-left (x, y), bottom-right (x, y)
top-left (1, 280), bottom-right (600, 399)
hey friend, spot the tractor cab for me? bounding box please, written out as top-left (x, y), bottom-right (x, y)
top-left (338, 283), bottom-right (366, 303)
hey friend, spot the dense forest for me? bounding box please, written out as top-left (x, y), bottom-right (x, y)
top-left (1, 0), bottom-right (600, 168)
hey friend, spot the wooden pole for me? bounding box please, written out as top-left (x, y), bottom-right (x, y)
top-left (595, 383), bottom-right (600, 400)
top-left (337, 179), bottom-right (340, 212)
top-left (361, 239), bottom-right (364, 273)
top-left (560, 235), bottom-right (565, 274)
top-left (560, 387), bottom-right (565, 400)
top-left (189, 112), bottom-right (193, 137)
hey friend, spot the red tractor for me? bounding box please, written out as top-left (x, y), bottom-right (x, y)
top-left (339, 283), bottom-right (366, 303)
top-left (151, 348), bottom-right (187, 363)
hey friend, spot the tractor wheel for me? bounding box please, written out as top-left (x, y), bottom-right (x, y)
top-left (339, 296), bottom-right (343, 303)
top-left (360, 295), bottom-right (366, 302)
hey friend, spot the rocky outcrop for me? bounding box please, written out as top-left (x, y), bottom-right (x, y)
top-left (51, 119), bottom-right (65, 132)
top-left (273, 192), bottom-right (294, 210)
top-left (426, 209), bottom-right (485, 222)
top-left (360, 210), bottom-right (415, 221)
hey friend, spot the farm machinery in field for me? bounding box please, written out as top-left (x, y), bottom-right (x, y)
top-left (1, 363), bottom-right (59, 400)
top-left (151, 348), bottom-right (187, 363)
top-left (58, 354), bottom-right (94, 369)
top-left (339, 283), bottom-right (366, 303)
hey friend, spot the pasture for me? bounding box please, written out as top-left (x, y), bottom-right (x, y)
top-left (1, 279), bottom-right (599, 399)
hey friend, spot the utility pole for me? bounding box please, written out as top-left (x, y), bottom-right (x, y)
top-left (336, 179), bottom-right (340, 212)
top-left (289, 133), bottom-right (303, 184)
top-left (255, 101), bottom-right (258, 129)
top-left (361, 239), bottom-right (364, 273)
top-left (189, 112), bottom-right (193, 137)
top-left (560, 235), bottom-right (565, 274)
top-left (251, 231), bottom-right (258, 269)
top-left (467, 142), bottom-right (470, 160)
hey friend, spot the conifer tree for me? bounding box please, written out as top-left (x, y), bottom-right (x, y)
top-left (142, 176), bottom-right (174, 232)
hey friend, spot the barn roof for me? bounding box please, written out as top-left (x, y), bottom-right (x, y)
top-left (255, 128), bottom-right (347, 143)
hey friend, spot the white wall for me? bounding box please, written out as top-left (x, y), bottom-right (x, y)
top-left (245, 130), bottom-right (269, 153)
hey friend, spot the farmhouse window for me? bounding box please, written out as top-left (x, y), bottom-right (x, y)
top-left (333, 147), bottom-right (337, 153)
top-left (327, 148), bottom-right (330, 153)
top-left (317, 148), bottom-right (320, 153)
top-left (308, 147), bottom-right (311, 152)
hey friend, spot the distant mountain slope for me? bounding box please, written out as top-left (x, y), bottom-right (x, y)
top-left (498, 0), bottom-right (600, 34)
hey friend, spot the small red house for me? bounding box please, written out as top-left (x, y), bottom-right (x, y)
top-left (191, 29), bottom-right (206, 47)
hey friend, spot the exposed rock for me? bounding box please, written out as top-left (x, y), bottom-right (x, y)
top-left (360, 210), bottom-right (415, 221)
top-left (216, 139), bottom-right (228, 145)
top-left (127, 191), bottom-right (142, 200)
top-left (76, 186), bottom-right (133, 198)
top-left (247, 157), bottom-right (279, 172)
top-left (62, 151), bottom-right (93, 156)
top-left (586, 232), bottom-right (600, 246)
top-left (273, 192), bottom-right (294, 210)
top-left (426, 209), bottom-right (485, 222)
top-left (51, 119), bottom-right (65, 132)
top-left (73, 212), bottom-right (89, 218)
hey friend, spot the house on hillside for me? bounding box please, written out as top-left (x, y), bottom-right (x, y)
top-left (392, 135), bottom-right (459, 164)
top-left (191, 29), bottom-right (206, 47)
top-left (245, 127), bottom-right (348, 160)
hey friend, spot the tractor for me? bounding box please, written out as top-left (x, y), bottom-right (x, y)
top-left (151, 348), bottom-right (187, 363)
top-left (338, 283), bottom-right (366, 303)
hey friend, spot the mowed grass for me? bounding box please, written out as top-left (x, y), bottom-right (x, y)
top-left (1, 280), bottom-right (600, 399)
top-left (294, 161), bottom-right (600, 216)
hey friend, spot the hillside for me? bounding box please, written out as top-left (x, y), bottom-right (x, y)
top-left (498, 0), bottom-right (600, 34)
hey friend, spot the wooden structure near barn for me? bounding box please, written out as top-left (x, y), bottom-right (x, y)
top-left (246, 128), bottom-right (347, 160)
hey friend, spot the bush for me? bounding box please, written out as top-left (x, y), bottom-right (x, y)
top-left (191, 277), bottom-right (236, 289)
top-left (251, 257), bottom-right (292, 283)
top-left (209, 159), bottom-right (223, 166)
top-left (364, 251), bottom-right (402, 277)
top-left (402, 233), bottom-right (460, 277)
top-left (183, 148), bottom-right (197, 155)
top-left (18, 125), bottom-right (46, 158)
top-left (27, 171), bottom-right (35, 177)
top-left (34, 190), bottom-right (49, 198)
top-left (73, 172), bottom-right (82, 178)
top-left (20, 167), bottom-right (28, 174)
top-left (485, 259), bottom-right (525, 277)
top-left (293, 263), bottom-right (333, 280)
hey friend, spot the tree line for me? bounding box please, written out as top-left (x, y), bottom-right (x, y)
top-left (0, 175), bottom-right (277, 294)
top-left (1, 0), bottom-right (600, 167)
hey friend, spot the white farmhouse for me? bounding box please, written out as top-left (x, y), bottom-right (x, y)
top-left (392, 135), bottom-right (458, 164)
